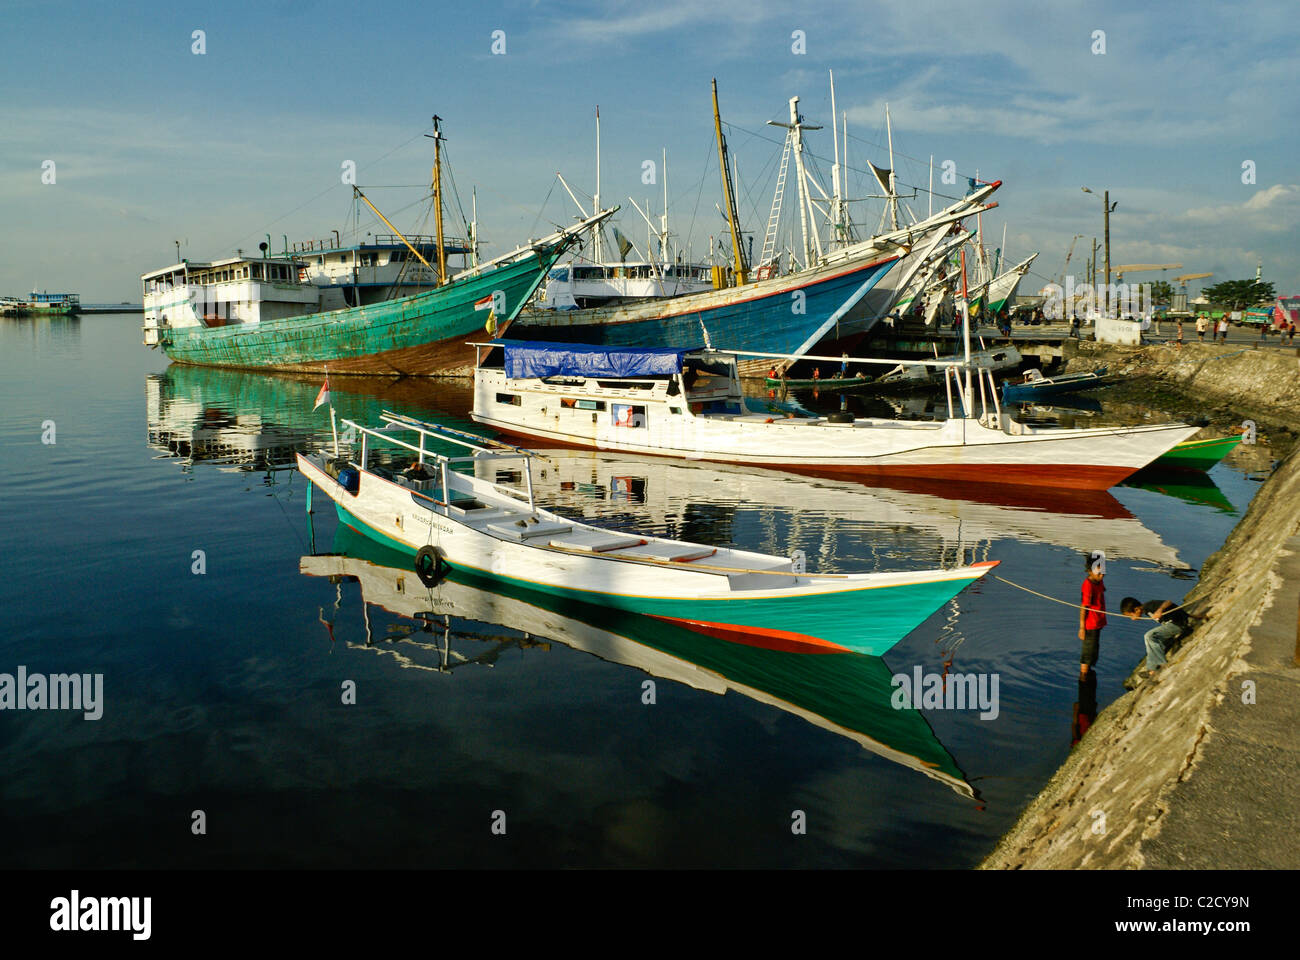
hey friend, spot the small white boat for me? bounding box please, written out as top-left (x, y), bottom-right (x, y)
top-left (296, 411), bottom-right (998, 656)
top-left (470, 341), bottom-right (1201, 489)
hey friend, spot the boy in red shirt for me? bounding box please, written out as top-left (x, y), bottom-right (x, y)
top-left (1079, 552), bottom-right (1107, 679)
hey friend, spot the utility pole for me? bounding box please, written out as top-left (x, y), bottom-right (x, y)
top-left (1083, 188), bottom-right (1116, 314)
top-left (1103, 190), bottom-right (1111, 314)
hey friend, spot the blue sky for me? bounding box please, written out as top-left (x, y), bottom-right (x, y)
top-left (2, 0), bottom-right (1296, 301)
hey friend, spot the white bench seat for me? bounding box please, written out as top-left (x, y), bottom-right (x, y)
top-left (615, 543), bottom-right (718, 563)
top-left (548, 531), bottom-right (649, 553)
top-left (487, 519), bottom-right (574, 541)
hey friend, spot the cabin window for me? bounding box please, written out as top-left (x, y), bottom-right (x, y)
top-left (668, 406), bottom-right (682, 415)
top-left (495, 392), bottom-right (521, 405)
top-left (251, 264), bottom-right (262, 280)
top-left (561, 398), bottom-right (604, 411)
top-left (611, 404), bottom-right (646, 428)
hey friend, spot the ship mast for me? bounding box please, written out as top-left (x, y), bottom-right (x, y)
top-left (712, 79), bottom-right (748, 286)
top-left (426, 116), bottom-right (448, 284)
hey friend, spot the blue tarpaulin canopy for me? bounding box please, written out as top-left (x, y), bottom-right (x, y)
top-left (495, 340), bottom-right (697, 379)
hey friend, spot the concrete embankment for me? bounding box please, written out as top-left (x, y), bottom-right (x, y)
top-left (982, 342), bottom-right (1300, 869)
top-left (1062, 338), bottom-right (1300, 434)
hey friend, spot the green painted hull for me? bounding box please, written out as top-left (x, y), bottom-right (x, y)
top-left (332, 501), bottom-right (987, 658)
top-left (1151, 435), bottom-right (1241, 472)
top-left (161, 242), bottom-right (566, 375)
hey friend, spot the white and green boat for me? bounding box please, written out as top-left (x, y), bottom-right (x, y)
top-left (296, 411), bottom-right (999, 657)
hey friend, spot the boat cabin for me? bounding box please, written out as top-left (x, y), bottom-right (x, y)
top-left (535, 257), bottom-right (714, 310)
top-left (142, 256), bottom-right (319, 342)
top-left (282, 233), bottom-right (473, 310)
top-left (473, 340), bottom-right (750, 442)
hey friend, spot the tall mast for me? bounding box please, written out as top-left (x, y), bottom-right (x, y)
top-left (661, 148), bottom-right (669, 259)
top-left (885, 103), bottom-right (899, 231)
top-left (594, 106), bottom-right (602, 265)
top-left (470, 187), bottom-right (479, 268)
top-left (830, 70), bottom-right (843, 245)
top-left (712, 79), bottom-right (748, 285)
top-left (960, 246), bottom-right (972, 412)
top-left (928, 155), bottom-right (934, 218)
top-left (427, 115), bottom-right (447, 284)
top-left (788, 96), bottom-right (813, 268)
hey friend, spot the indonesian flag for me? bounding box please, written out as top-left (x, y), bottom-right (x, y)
top-left (474, 295), bottom-right (494, 311)
top-left (313, 376), bottom-right (330, 410)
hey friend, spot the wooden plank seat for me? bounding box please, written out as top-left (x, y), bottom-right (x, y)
top-left (612, 543), bottom-right (718, 562)
top-left (487, 518), bottom-right (574, 541)
top-left (547, 531), bottom-right (649, 553)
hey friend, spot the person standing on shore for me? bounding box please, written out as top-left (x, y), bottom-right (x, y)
top-left (1217, 317), bottom-right (1228, 342)
top-left (1176, 318), bottom-right (1184, 347)
top-left (1078, 552), bottom-right (1107, 680)
top-left (1196, 315), bottom-right (1208, 341)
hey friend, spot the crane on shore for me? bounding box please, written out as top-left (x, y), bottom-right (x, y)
top-left (1108, 263), bottom-right (1182, 282)
top-left (1174, 272), bottom-right (1213, 292)
top-left (1058, 234), bottom-right (1084, 286)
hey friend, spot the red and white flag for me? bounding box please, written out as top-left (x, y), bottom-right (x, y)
top-left (474, 295), bottom-right (494, 311)
top-left (313, 376), bottom-right (331, 410)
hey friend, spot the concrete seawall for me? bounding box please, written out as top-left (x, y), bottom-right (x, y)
top-left (982, 342), bottom-right (1300, 869)
top-left (1062, 338), bottom-right (1300, 433)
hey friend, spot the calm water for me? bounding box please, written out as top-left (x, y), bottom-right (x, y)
top-left (0, 314), bottom-right (1265, 868)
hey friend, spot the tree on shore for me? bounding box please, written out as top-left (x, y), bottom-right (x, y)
top-left (1148, 280), bottom-right (1174, 304)
top-left (1202, 279), bottom-right (1276, 309)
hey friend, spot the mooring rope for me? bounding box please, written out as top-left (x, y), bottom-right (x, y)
top-left (991, 574), bottom-right (1193, 619)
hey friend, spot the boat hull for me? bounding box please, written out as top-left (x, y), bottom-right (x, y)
top-left (473, 366), bottom-right (1202, 489)
top-left (1148, 435), bottom-right (1242, 472)
top-left (298, 453), bottom-right (994, 657)
top-left (508, 253), bottom-right (900, 357)
top-left (159, 244), bottom-right (565, 376)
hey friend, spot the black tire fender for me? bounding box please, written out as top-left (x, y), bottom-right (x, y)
top-left (414, 545), bottom-right (447, 586)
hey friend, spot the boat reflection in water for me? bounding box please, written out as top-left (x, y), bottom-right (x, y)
top-left (1121, 469), bottom-right (1236, 515)
top-left (301, 524), bottom-right (976, 798)
top-left (145, 364), bottom-right (475, 471)
top-left (517, 449), bottom-right (1191, 572)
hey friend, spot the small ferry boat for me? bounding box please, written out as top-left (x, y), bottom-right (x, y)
top-left (295, 411), bottom-right (999, 656)
top-left (3, 291), bottom-right (80, 315)
top-left (470, 340), bottom-right (1201, 489)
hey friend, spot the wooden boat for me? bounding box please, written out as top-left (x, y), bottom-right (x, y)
top-left (507, 84), bottom-right (998, 364)
top-left (295, 411), bottom-right (999, 657)
top-left (1147, 434), bottom-right (1242, 472)
top-left (1001, 366), bottom-right (1114, 403)
top-left (471, 341), bottom-right (1202, 489)
top-left (764, 373), bottom-right (878, 392)
top-left (142, 116), bottom-right (611, 376)
top-left (302, 524), bottom-right (976, 796)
